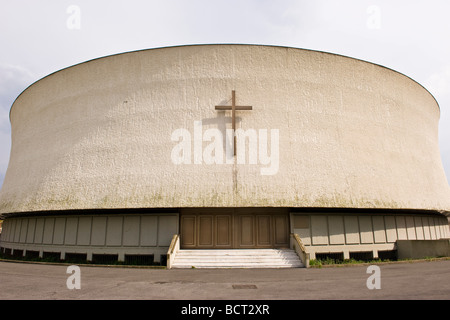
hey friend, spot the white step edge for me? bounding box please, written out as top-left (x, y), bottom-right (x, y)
top-left (171, 249), bottom-right (305, 268)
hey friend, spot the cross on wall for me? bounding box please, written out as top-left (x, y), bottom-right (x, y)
top-left (215, 90), bottom-right (252, 156)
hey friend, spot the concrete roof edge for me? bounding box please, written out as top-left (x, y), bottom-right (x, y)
top-left (8, 43), bottom-right (441, 121)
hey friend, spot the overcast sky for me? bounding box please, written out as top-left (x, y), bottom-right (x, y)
top-left (0, 0), bottom-right (450, 188)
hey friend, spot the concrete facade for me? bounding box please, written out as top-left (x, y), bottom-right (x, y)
top-left (0, 213), bottom-right (178, 262)
top-left (2, 211), bottom-right (449, 262)
top-left (291, 212), bottom-right (450, 259)
top-left (0, 45), bottom-right (449, 263)
top-left (397, 239), bottom-right (450, 260)
top-left (0, 44), bottom-right (449, 213)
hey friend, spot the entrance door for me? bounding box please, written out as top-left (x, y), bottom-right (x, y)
top-left (180, 209), bottom-right (233, 249)
top-left (180, 208), bottom-right (289, 249)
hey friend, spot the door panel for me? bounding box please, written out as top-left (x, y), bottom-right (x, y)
top-left (273, 215), bottom-right (289, 247)
top-left (198, 215), bottom-right (213, 247)
top-left (256, 215), bottom-right (271, 247)
top-left (180, 215), bottom-right (196, 247)
top-left (237, 215), bottom-right (255, 247)
top-left (216, 215), bottom-right (232, 247)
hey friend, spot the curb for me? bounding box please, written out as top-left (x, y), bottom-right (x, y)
top-left (0, 258), bottom-right (167, 269)
top-left (308, 257), bottom-right (450, 268)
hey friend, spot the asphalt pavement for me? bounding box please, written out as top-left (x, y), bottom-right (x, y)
top-left (0, 259), bottom-right (449, 300)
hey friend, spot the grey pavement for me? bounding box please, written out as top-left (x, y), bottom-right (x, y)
top-left (0, 259), bottom-right (449, 300)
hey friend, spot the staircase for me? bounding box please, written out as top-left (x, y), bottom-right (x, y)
top-left (170, 249), bottom-right (304, 269)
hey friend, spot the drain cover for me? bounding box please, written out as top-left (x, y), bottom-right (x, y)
top-left (232, 284), bottom-right (258, 289)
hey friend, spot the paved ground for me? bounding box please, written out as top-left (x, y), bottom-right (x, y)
top-left (0, 259), bottom-right (449, 300)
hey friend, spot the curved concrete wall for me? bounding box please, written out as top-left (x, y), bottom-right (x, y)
top-left (0, 213), bottom-right (178, 262)
top-left (291, 212), bottom-right (450, 259)
top-left (1, 212), bottom-right (448, 261)
top-left (1, 44), bottom-right (450, 214)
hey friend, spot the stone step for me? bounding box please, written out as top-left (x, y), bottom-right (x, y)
top-left (171, 249), bottom-right (304, 269)
top-left (176, 249), bottom-right (297, 255)
top-left (172, 264), bottom-right (303, 269)
top-left (174, 254), bottom-right (299, 259)
top-left (171, 263), bottom-right (304, 268)
top-left (175, 254), bottom-right (300, 259)
top-left (175, 253), bottom-right (299, 258)
top-left (173, 261), bottom-right (302, 266)
top-left (174, 256), bottom-right (299, 261)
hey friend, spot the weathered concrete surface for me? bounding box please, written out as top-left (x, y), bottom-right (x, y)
top-left (0, 259), bottom-right (449, 300)
top-left (397, 239), bottom-right (450, 259)
top-left (1, 44), bottom-right (450, 214)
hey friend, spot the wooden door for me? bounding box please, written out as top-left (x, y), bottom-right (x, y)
top-left (180, 215), bottom-right (196, 247)
top-left (234, 212), bottom-right (289, 248)
top-left (180, 211), bottom-right (233, 249)
top-left (235, 214), bottom-right (255, 248)
top-left (216, 215), bottom-right (233, 247)
top-left (273, 214), bottom-right (289, 247)
top-left (180, 208), bottom-right (289, 249)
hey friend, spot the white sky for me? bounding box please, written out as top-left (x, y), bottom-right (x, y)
top-left (0, 0), bottom-right (449, 188)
